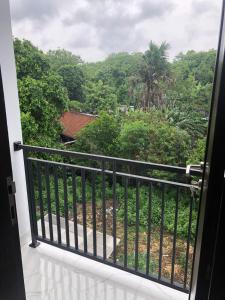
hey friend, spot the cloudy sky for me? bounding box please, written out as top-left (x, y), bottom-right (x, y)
top-left (9, 0), bottom-right (222, 62)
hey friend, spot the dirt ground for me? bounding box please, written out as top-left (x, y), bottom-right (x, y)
top-left (71, 200), bottom-right (193, 288)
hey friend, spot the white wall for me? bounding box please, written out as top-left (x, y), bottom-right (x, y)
top-left (0, 0), bottom-right (31, 245)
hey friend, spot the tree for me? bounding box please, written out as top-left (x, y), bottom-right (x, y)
top-left (118, 117), bottom-right (190, 165)
top-left (74, 113), bottom-right (120, 156)
top-left (163, 100), bottom-right (208, 142)
top-left (167, 50), bottom-right (216, 117)
top-left (14, 38), bottom-right (50, 80)
top-left (83, 52), bottom-right (143, 106)
top-left (47, 49), bottom-right (82, 71)
top-left (57, 65), bottom-right (85, 101)
top-left (84, 80), bottom-right (118, 114)
top-left (18, 74), bottom-right (69, 146)
top-left (141, 41), bottom-right (170, 108)
top-left (118, 121), bottom-right (150, 160)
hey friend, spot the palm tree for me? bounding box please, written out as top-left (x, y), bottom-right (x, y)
top-left (141, 41), bottom-right (170, 109)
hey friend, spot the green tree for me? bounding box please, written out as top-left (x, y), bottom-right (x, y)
top-left (57, 64), bottom-right (85, 101)
top-left (118, 121), bottom-right (150, 160)
top-left (118, 117), bottom-right (190, 165)
top-left (167, 50), bottom-right (216, 117)
top-left (141, 41), bottom-right (170, 108)
top-left (18, 74), bottom-right (69, 146)
top-left (14, 38), bottom-right (50, 80)
top-left (146, 122), bottom-right (191, 165)
top-left (84, 80), bottom-right (118, 114)
top-left (163, 101), bottom-right (208, 142)
top-left (74, 113), bottom-right (120, 156)
top-left (82, 52), bottom-right (143, 106)
top-left (47, 49), bottom-right (82, 70)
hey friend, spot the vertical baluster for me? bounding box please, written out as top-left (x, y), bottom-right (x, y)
top-left (27, 159), bottom-right (38, 239)
top-left (124, 177), bottom-right (128, 268)
top-left (81, 169), bottom-right (87, 252)
top-left (63, 167), bottom-right (70, 247)
top-left (72, 169), bottom-right (78, 250)
top-left (184, 189), bottom-right (193, 289)
top-left (135, 180), bottom-right (140, 271)
top-left (158, 183), bottom-right (165, 280)
top-left (54, 166), bottom-right (61, 244)
top-left (102, 161), bottom-right (106, 260)
top-left (146, 183), bottom-right (152, 275)
top-left (91, 171), bottom-right (97, 256)
top-left (112, 161), bottom-right (117, 264)
top-left (45, 163), bottom-right (53, 241)
top-left (37, 162), bottom-right (46, 239)
top-left (171, 187), bottom-right (179, 284)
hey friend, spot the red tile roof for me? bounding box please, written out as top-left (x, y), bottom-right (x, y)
top-left (60, 111), bottom-right (96, 139)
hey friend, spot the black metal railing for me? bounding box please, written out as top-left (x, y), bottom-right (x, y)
top-left (14, 142), bottom-right (202, 293)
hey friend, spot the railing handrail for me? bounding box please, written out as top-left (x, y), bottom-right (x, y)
top-left (14, 142), bottom-right (202, 176)
top-left (27, 157), bottom-right (199, 189)
top-left (18, 140), bottom-right (200, 293)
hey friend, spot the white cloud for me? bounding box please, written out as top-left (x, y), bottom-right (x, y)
top-left (9, 0), bottom-right (222, 62)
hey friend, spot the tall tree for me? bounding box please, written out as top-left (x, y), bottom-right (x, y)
top-left (141, 41), bottom-right (170, 108)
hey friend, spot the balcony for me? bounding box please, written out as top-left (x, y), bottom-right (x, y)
top-left (15, 142), bottom-right (202, 299)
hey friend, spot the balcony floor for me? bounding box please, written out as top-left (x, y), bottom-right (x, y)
top-left (21, 242), bottom-right (188, 300)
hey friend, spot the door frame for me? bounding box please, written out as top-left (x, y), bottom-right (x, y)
top-left (190, 1), bottom-right (225, 299)
top-left (0, 68), bottom-right (26, 299)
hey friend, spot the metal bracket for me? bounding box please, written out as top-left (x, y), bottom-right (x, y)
top-left (14, 141), bottom-right (22, 151)
top-left (186, 162), bottom-right (204, 176)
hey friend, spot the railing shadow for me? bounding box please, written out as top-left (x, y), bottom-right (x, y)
top-left (22, 245), bottom-right (152, 300)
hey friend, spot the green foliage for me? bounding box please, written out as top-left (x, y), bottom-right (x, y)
top-left (174, 50), bottom-right (216, 85)
top-left (38, 170), bottom-right (198, 240)
top-left (14, 37), bottom-right (214, 158)
top-left (91, 52), bottom-right (143, 104)
top-left (167, 50), bottom-right (216, 117)
top-left (74, 112), bottom-right (190, 166)
top-left (68, 100), bottom-right (85, 112)
top-left (84, 80), bottom-right (118, 114)
top-left (18, 74), bottom-right (69, 146)
top-left (57, 64), bottom-right (85, 101)
top-left (14, 39), bottom-right (70, 147)
top-left (118, 121), bottom-right (150, 160)
top-left (47, 49), bottom-right (82, 70)
top-left (74, 113), bottom-right (120, 156)
top-left (14, 38), bottom-right (50, 80)
top-left (119, 110), bottom-right (190, 165)
top-left (116, 184), bottom-right (199, 239)
top-left (187, 138), bottom-right (206, 164)
top-left (164, 102), bottom-right (208, 141)
top-left (146, 123), bottom-right (190, 165)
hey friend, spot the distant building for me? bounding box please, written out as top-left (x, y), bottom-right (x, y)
top-left (118, 105), bottom-right (135, 113)
top-left (59, 111), bottom-right (96, 143)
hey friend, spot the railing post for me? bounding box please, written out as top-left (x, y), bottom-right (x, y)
top-left (14, 142), bottom-right (40, 248)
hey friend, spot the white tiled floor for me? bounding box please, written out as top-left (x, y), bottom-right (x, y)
top-left (21, 242), bottom-right (189, 300)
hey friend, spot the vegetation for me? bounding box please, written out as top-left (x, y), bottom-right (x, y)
top-left (14, 38), bottom-right (215, 285)
top-left (14, 38), bottom-right (215, 164)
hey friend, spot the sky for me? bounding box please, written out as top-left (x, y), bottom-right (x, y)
top-left (9, 0), bottom-right (222, 62)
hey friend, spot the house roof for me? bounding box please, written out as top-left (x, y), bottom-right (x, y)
top-left (60, 111), bottom-right (96, 139)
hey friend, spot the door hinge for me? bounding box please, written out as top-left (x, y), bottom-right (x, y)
top-left (7, 177), bottom-right (17, 226)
